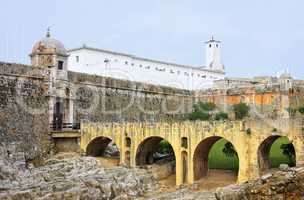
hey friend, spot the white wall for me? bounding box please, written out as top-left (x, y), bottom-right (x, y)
top-left (67, 48), bottom-right (224, 90)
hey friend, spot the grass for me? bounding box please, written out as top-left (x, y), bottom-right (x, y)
top-left (269, 137), bottom-right (295, 168)
top-left (208, 137), bottom-right (294, 170)
top-left (208, 139), bottom-right (239, 170)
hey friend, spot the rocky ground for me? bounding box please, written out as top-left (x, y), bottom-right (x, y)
top-left (1, 148), bottom-right (304, 200)
top-left (0, 152), bottom-right (157, 200)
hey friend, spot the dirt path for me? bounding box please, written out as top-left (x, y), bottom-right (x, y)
top-left (195, 169), bottom-right (237, 190)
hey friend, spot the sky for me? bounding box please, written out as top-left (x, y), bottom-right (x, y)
top-left (1, 0), bottom-right (303, 78)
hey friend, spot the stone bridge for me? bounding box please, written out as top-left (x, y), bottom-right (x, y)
top-left (79, 119), bottom-right (304, 186)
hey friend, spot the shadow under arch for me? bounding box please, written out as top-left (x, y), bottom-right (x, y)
top-left (193, 136), bottom-right (239, 181)
top-left (86, 136), bottom-right (120, 157)
top-left (135, 136), bottom-right (176, 166)
top-left (257, 135), bottom-right (296, 175)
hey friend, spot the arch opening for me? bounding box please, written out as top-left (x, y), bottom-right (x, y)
top-left (258, 135), bottom-right (296, 175)
top-left (86, 136), bottom-right (120, 168)
top-left (193, 136), bottom-right (239, 189)
top-left (136, 136), bottom-right (176, 186)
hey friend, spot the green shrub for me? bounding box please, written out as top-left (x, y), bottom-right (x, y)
top-left (246, 128), bottom-right (251, 135)
top-left (298, 106), bottom-right (304, 115)
top-left (233, 103), bottom-right (250, 120)
top-left (188, 111), bottom-right (210, 121)
top-left (215, 112), bottom-right (229, 121)
top-left (194, 102), bottom-right (216, 112)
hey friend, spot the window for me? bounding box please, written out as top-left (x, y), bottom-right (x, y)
top-left (209, 44), bottom-right (212, 48)
top-left (58, 61), bottom-right (64, 70)
top-left (181, 137), bottom-right (188, 148)
top-left (139, 64), bottom-right (143, 67)
top-left (216, 44), bottom-right (219, 48)
top-left (126, 137), bottom-right (131, 147)
top-left (125, 61), bottom-right (128, 65)
top-left (76, 56), bottom-right (79, 62)
top-left (131, 63), bottom-right (134, 66)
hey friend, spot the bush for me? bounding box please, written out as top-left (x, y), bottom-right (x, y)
top-left (298, 106), bottom-right (304, 115)
top-left (188, 111), bottom-right (211, 121)
top-left (194, 102), bottom-right (216, 112)
top-left (233, 103), bottom-right (250, 120)
top-left (215, 112), bottom-right (229, 121)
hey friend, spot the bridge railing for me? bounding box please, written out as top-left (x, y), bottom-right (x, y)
top-left (50, 122), bottom-right (81, 131)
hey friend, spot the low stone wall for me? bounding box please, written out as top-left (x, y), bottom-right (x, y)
top-left (53, 138), bottom-right (80, 153)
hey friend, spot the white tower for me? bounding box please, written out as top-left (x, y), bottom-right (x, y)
top-left (205, 36), bottom-right (224, 71)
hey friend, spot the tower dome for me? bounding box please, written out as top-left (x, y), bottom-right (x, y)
top-left (31, 29), bottom-right (68, 57)
top-left (30, 29), bottom-right (69, 69)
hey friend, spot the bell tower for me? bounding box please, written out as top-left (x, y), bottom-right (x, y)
top-left (205, 36), bottom-right (224, 72)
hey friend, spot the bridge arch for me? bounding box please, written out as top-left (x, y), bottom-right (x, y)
top-left (193, 136), bottom-right (239, 182)
top-left (257, 135), bottom-right (296, 175)
top-left (135, 136), bottom-right (176, 166)
top-left (86, 136), bottom-right (120, 157)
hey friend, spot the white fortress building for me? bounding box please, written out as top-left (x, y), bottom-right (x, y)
top-left (67, 36), bottom-right (225, 90)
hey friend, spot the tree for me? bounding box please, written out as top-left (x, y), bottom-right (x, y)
top-left (233, 103), bottom-right (250, 120)
top-left (222, 142), bottom-right (237, 157)
top-left (159, 140), bottom-right (174, 155)
top-left (280, 143), bottom-right (296, 166)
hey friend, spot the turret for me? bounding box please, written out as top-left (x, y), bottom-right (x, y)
top-left (205, 36), bottom-right (224, 72)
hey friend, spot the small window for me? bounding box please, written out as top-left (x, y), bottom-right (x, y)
top-left (131, 63), bottom-right (134, 66)
top-left (209, 44), bottom-right (212, 48)
top-left (125, 61), bottom-right (128, 65)
top-left (126, 137), bottom-right (131, 147)
top-left (216, 44), bottom-right (219, 48)
top-left (58, 61), bottom-right (64, 70)
top-left (181, 137), bottom-right (188, 148)
top-left (139, 64), bottom-right (143, 67)
top-left (76, 56), bottom-right (79, 62)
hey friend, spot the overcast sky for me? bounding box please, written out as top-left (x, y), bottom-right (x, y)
top-left (1, 0), bottom-right (303, 78)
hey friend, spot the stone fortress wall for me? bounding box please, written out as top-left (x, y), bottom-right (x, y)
top-left (0, 62), bottom-right (51, 160)
top-left (1, 61), bottom-right (304, 161)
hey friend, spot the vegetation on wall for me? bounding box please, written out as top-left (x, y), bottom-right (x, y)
top-left (298, 106), bottom-right (304, 115)
top-left (215, 112), bottom-right (229, 121)
top-left (188, 101), bottom-right (228, 121)
top-left (233, 103), bottom-right (250, 120)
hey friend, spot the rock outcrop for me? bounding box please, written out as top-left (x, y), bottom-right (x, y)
top-left (215, 167), bottom-right (304, 200)
top-left (0, 153), bottom-right (157, 200)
